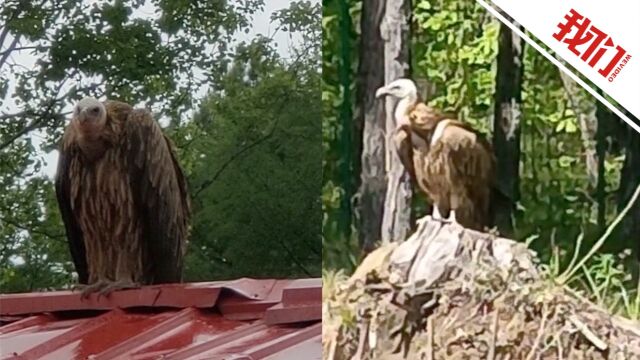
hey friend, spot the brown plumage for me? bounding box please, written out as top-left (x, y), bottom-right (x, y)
top-left (55, 97), bottom-right (190, 296)
top-left (377, 79), bottom-right (496, 230)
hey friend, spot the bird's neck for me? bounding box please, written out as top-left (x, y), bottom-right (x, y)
top-left (395, 93), bottom-right (418, 126)
top-left (409, 117), bottom-right (450, 150)
top-left (430, 119), bottom-right (454, 147)
top-left (72, 122), bottom-right (111, 162)
top-left (78, 137), bottom-right (108, 162)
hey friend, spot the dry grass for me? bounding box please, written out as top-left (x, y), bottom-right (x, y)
top-left (323, 236), bottom-right (640, 360)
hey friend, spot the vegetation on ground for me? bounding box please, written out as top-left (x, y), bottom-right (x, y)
top-left (322, 0), bottom-right (640, 313)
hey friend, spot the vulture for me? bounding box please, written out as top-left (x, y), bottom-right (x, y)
top-left (376, 78), bottom-right (496, 231)
top-left (55, 97), bottom-right (190, 297)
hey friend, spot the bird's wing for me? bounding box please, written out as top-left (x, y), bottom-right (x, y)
top-left (392, 125), bottom-right (416, 182)
top-left (423, 122), bottom-right (496, 229)
top-left (124, 109), bottom-right (191, 284)
top-left (55, 138), bottom-right (89, 284)
top-left (409, 103), bottom-right (453, 132)
top-left (438, 123), bottom-right (495, 186)
top-left (409, 103), bottom-right (437, 131)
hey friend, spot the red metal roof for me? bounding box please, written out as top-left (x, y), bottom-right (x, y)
top-left (0, 278), bottom-right (321, 360)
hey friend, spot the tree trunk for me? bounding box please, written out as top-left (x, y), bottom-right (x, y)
top-left (337, 0), bottom-right (354, 242)
top-left (379, 0), bottom-right (413, 245)
top-left (492, 23), bottom-right (524, 237)
top-left (559, 72), bottom-right (598, 189)
top-left (618, 113), bottom-right (640, 258)
top-left (354, 0), bottom-right (387, 255)
top-left (595, 96), bottom-right (608, 234)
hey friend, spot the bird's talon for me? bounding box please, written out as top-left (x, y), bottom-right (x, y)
top-left (96, 287), bottom-right (112, 300)
top-left (97, 281), bottom-right (140, 298)
top-left (77, 280), bottom-right (109, 300)
top-left (72, 284), bottom-right (86, 293)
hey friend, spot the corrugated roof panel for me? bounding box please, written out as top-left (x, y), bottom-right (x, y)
top-left (262, 334), bottom-right (322, 360)
top-left (0, 278), bottom-right (320, 360)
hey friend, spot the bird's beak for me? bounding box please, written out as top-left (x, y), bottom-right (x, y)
top-left (77, 111), bottom-right (86, 123)
top-left (375, 86), bottom-right (389, 98)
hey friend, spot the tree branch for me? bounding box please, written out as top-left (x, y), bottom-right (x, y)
top-left (0, 116), bottom-right (44, 151)
top-left (0, 45), bottom-right (44, 57)
top-left (0, 34), bottom-right (20, 69)
top-left (0, 80), bottom-right (100, 151)
top-left (191, 56), bottom-right (307, 198)
top-left (193, 118), bottom-right (280, 197)
top-left (0, 217), bottom-right (66, 242)
top-left (0, 26), bottom-right (11, 52)
top-left (191, 85), bottom-right (297, 197)
top-left (0, 109), bottom-right (30, 121)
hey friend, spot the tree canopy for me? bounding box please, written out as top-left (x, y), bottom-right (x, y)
top-left (0, 0), bottom-right (321, 292)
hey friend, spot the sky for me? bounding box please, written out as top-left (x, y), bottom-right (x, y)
top-left (8, 0), bottom-right (308, 179)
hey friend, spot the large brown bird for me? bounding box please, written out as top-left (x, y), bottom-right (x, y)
top-left (55, 97), bottom-right (190, 297)
top-left (376, 79), bottom-right (496, 231)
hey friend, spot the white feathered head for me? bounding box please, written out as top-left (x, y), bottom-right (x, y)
top-left (73, 97), bottom-right (107, 127)
top-left (375, 78), bottom-right (418, 100)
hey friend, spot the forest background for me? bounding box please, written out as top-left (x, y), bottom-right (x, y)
top-left (322, 0), bottom-right (640, 311)
top-left (0, 0), bottom-right (322, 293)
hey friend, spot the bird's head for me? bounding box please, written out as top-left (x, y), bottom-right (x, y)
top-left (375, 78), bottom-right (418, 100)
top-left (72, 97), bottom-right (107, 130)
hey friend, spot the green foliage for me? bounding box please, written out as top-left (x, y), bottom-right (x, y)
top-left (323, 0), bottom-right (633, 285)
top-left (321, 0), bottom-right (360, 270)
top-left (0, 0), bottom-right (321, 292)
top-left (182, 30), bottom-right (322, 280)
top-left (414, 0), bottom-right (497, 131)
top-left (518, 43), bottom-right (625, 262)
top-left (0, 178), bottom-right (75, 290)
top-left (557, 246), bottom-right (640, 320)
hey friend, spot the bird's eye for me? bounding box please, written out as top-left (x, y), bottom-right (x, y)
top-left (91, 107), bottom-right (100, 114)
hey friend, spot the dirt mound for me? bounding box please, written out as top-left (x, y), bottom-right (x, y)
top-left (323, 219), bottom-right (640, 359)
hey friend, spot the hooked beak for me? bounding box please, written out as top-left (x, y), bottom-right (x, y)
top-left (76, 109), bottom-right (86, 123)
top-left (375, 86), bottom-right (390, 98)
